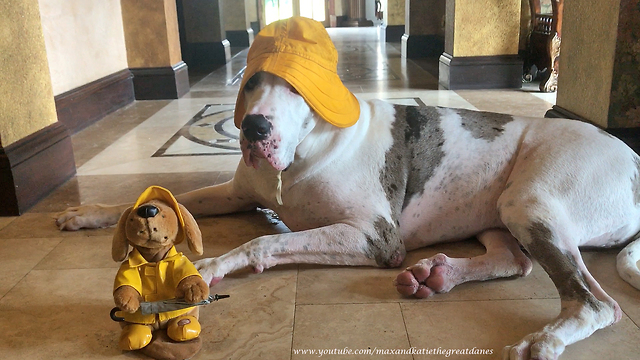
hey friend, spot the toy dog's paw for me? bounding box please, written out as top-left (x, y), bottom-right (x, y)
top-left (114, 286), bottom-right (141, 313)
top-left (177, 275), bottom-right (210, 303)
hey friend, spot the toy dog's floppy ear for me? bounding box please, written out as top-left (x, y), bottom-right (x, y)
top-left (112, 207), bottom-right (133, 262)
top-left (178, 203), bottom-right (203, 255)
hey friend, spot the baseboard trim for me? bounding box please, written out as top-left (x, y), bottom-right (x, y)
top-left (226, 29), bottom-right (251, 47)
top-left (54, 69), bottom-right (134, 134)
top-left (130, 61), bottom-right (190, 100)
top-left (438, 52), bottom-right (523, 90)
top-left (182, 40), bottom-right (231, 71)
top-left (402, 34), bottom-right (444, 58)
top-left (544, 105), bottom-right (586, 120)
top-left (383, 25), bottom-right (405, 43)
top-left (0, 122), bottom-right (76, 216)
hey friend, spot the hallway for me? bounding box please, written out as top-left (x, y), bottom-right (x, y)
top-left (0, 28), bottom-right (638, 359)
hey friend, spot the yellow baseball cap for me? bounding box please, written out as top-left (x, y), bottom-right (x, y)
top-left (234, 16), bottom-right (360, 128)
top-left (133, 186), bottom-right (186, 244)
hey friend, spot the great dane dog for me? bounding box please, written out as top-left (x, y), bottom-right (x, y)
top-left (57, 23), bottom-right (640, 360)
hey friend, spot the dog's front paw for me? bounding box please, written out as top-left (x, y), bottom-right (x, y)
top-left (55, 204), bottom-right (122, 230)
top-left (114, 286), bottom-right (141, 313)
top-left (194, 258), bottom-right (225, 287)
top-left (176, 275), bottom-right (210, 303)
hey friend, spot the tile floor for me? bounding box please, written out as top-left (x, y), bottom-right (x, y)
top-left (1, 27), bottom-right (639, 359)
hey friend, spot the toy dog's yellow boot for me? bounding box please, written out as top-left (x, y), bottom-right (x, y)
top-left (119, 324), bottom-right (153, 350)
top-left (167, 315), bottom-right (201, 342)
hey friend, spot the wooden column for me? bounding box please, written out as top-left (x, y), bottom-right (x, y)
top-left (121, 0), bottom-right (190, 99)
top-left (0, 0), bottom-right (75, 215)
top-left (546, 0), bottom-right (640, 151)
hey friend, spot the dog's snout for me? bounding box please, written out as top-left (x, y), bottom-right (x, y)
top-left (137, 205), bottom-right (159, 218)
top-left (242, 114), bottom-right (272, 142)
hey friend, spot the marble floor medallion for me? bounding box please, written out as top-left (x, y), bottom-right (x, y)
top-left (155, 104), bottom-right (240, 157)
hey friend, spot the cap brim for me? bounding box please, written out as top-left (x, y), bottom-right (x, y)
top-left (234, 52), bottom-right (360, 129)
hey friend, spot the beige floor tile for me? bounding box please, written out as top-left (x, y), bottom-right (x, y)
top-left (34, 236), bottom-right (119, 270)
top-left (193, 266), bottom-right (298, 360)
top-left (296, 240), bottom-right (557, 305)
top-left (402, 299), bottom-right (640, 360)
top-left (455, 89), bottom-right (556, 118)
top-left (0, 238), bottom-right (61, 297)
top-left (292, 303), bottom-right (412, 360)
top-left (0, 212), bottom-right (114, 239)
top-left (0, 216), bottom-right (16, 230)
top-left (71, 100), bottom-right (172, 168)
top-left (0, 269), bottom-right (124, 359)
top-left (582, 249), bottom-right (640, 326)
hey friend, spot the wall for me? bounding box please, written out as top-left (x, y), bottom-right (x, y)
top-left (182, 0), bottom-right (224, 43)
top-left (453, 0), bottom-right (520, 57)
top-left (0, 0), bottom-right (58, 146)
top-left (556, 1), bottom-right (621, 127)
top-left (607, 0), bottom-right (640, 128)
top-left (224, 0), bottom-right (248, 31)
top-left (246, 0), bottom-right (259, 23)
top-left (38, 0), bottom-right (128, 95)
top-left (409, 0), bottom-right (445, 36)
top-left (121, 0), bottom-right (182, 68)
top-left (387, 0), bottom-right (404, 26)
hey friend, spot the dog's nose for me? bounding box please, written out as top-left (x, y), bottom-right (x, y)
top-left (137, 205), bottom-right (159, 218)
top-left (241, 114), bottom-right (272, 142)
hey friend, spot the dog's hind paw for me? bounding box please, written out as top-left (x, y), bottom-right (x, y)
top-left (502, 332), bottom-right (564, 360)
top-left (394, 253), bottom-right (456, 298)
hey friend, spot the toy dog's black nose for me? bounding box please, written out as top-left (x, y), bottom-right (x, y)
top-left (137, 205), bottom-right (159, 218)
top-left (241, 114), bottom-right (272, 142)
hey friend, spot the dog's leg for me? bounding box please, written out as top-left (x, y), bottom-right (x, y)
top-left (395, 229), bottom-right (532, 298)
top-left (56, 203), bottom-right (131, 231)
top-left (56, 180), bottom-right (255, 230)
top-left (194, 222), bottom-right (401, 286)
top-left (502, 221), bottom-right (621, 360)
top-left (173, 180), bottom-right (257, 218)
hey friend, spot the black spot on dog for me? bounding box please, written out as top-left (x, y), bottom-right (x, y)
top-left (453, 108), bottom-right (513, 141)
top-left (403, 106), bottom-right (446, 208)
top-left (526, 222), bottom-right (603, 311)
top-left (365, 217), bottom-right (406, 267)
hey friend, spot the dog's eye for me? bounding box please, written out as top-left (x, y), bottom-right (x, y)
top-left (244, 74), bottom-right (260, 91)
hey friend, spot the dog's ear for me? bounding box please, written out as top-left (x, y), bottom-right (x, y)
top-left (112, 207), bottom-right (133, 262)
top-left (179, 203), bottom-right (203, 255)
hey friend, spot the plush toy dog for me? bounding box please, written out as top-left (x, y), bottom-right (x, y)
top-left (112, 186), bottom-right (209, 360)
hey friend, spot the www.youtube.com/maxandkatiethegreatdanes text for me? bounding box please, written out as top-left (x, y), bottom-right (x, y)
top-left (292, 347), bottom-right (494, 357)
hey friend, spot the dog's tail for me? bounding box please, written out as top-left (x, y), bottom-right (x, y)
top-left (617, 237), bottom-right (640, 290)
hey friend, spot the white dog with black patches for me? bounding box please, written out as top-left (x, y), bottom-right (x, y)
top-left (56, 18), bottom-right (640, 360)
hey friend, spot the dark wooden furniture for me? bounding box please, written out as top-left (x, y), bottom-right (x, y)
top-left (524, 0), bottom-right (563, 92)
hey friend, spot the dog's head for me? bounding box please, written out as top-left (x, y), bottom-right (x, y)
top-left (238, 72), bottom-right (319, 171)
top-left (234, 17), bottom-right (360, 172)
top-left (112, 198), bottom-right (203, 262)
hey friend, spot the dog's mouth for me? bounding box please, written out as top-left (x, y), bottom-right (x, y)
top-left (241, 139), bottom-right (290, 171)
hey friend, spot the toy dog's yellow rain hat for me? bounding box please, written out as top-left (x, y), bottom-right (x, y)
top-left (133, 186), bottom-right (186, 244)
top-left (234, 16), bottom-right (360, 128)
